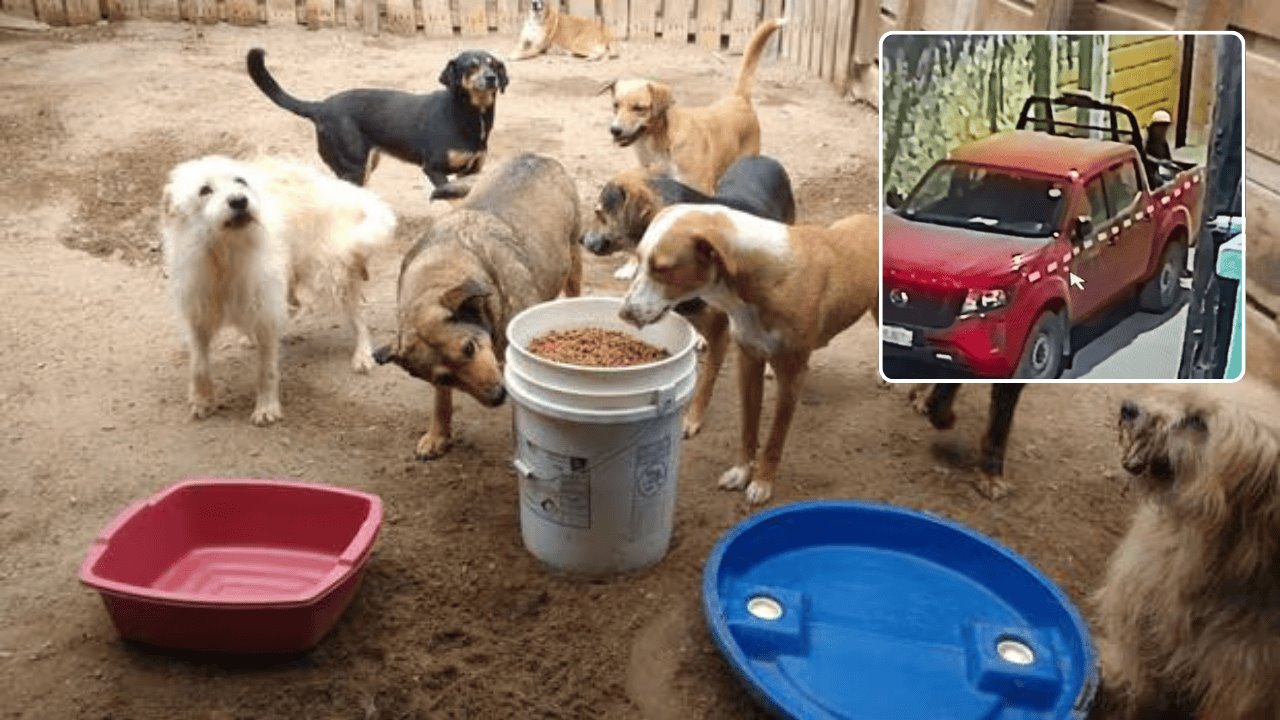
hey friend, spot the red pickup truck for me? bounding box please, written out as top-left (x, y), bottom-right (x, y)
top-left (881, 94), bottom-right (1205, 379)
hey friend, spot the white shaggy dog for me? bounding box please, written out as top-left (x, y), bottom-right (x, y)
top-left (161, 155), bottom-right (396, 425)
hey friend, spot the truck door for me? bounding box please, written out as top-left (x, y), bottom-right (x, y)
top-left (1068, 174), bottom-right (1115, 320)
top-left (1101, 159), bottom-right (1157, 290)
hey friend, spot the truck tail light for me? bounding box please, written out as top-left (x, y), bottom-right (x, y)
top-left (960, 289), bottom-right (1009, 316)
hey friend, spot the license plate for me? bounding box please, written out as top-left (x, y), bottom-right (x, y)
top-left (882, 325), bottom-right (913, 347)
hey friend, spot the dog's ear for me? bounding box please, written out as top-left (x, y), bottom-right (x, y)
top-left (439, 59), bottom-right (460, 91)
top-left (648, 82), bottom-right (674, 115)
top-left (494, 59), bottom-right (510, 93)
top-left (596, 80), bottom-right (617, 98)
top-left (442, 277), bottom-right (492, 318)
top-left (693, 232), bottom-right (737, 278)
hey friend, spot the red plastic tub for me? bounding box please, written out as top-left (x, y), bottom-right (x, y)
top-left (79, 479), bottom-right (382, 654)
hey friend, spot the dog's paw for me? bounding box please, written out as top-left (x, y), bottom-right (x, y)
top-left (189, 399), bottom-right (215, 420)
top-left (764, 365), bottom-right (775, 380)
top-left (351, 351), bottom-right (376, 374)
top-left (681, 414), bottom-right (703, 439)
top-left (744, 479), bottom-right (773, 506)
top-left (613, 260), bottom-right (638, 281)
top-left (695, 336), bottom-right (708, 353)
top-left (415, 432), bottom-right (452, 461)
top-left (973, 471), bottom-right (1011, 501)
top-left (717, 464), bottom-right (752, 491)
top-left (250, 400), bottom-right (282, 426)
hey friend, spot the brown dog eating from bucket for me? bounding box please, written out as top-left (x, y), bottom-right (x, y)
top-left (374, 153), bottom-right (582, 460)
top-left (618, 205), bottom-right (878, 505)
top-left (1094, 383), bottom-right (1280, 720)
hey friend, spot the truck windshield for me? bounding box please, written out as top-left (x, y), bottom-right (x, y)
top-left (901, 162), bottom-right (1066, 238)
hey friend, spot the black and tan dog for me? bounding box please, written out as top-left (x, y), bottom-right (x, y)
top-left (374, 154), bottom-right (582, 460)
top-left (583, 155), bottom-right (795, 437)
top-left (620, 206), bottom-right (878, 505)
top-left (247, 48), bottom-right (507, 189)
top-left (600, 18), bottom-right (785, 193)
top-left (909, 384), bottom-right (1026, 500)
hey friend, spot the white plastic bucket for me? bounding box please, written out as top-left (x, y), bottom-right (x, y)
top-left (504, 296), bottom-right (698, 575)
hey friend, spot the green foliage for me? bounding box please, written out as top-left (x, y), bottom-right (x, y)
top-left (883, 36), bottom-right (1068, 198)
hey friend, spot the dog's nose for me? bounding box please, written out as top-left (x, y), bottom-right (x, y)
top-left (491, 386), bottom-right (507, 407)
top-left (1120, 400), bottom-right (1140, 422)
top-left (582, 232), bottom-right (611, 255)
top-left (610, 125), bottom-right (624, 138)
top-left (373, 345), bottom-right (394, 365)
top-left (228, 195), bottom-right (248, 212)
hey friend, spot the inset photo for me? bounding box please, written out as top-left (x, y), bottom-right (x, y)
top-left (879, 32), bottom-right (1245, 381)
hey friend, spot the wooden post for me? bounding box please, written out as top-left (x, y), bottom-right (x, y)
top-left (833, 0), bottom-right (856, 89)
top-left (224, 0), bottom-right (258, 24)
top-left (63, 0), bottom-right (100, 24)
top-left (1174, 0), bottom-right (1239, 30)
top-left (459, 0), bottom-right (486, 34)
top-left (495, 0), bottom-right (519, 32)
top-left (34, 0), bottom-right (67, 23)
top-left (265, 0), bottom-right (295, 25)
top-left (305, 0), bottom-right (334, 26)
top-left (898, 0), bottom-right (924, 30)
top-left (1031, 0), bottom-right (1074, 30)
top-left (852, 0), bottom-right (878, 65)
top-left (421, 0), bottom-right (450, 35)
top-left (604, 0), bottom-right (627, 40)
top-left (630, 0), bottom-right (655, 40)
top-left (664, 0), bottom-right (691, 41)
top-left (384, 0), bottom-right (417, 33)
top-left (2, 0), bottom-right (38, 19)
top-left (567, 0), bottom-right (590, 17)
top-left (361, 0), bottom-right (378, 32)
top-left (697, 0), bottom-right (723, 49)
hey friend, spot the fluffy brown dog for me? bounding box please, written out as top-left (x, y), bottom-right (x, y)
top-left (374, 153), bottom-right (582, 459)
top-left (601, 18), bottom-right (785, 194)
top-left (1096, 382), bottom-right (1280, 720)
top-left (620, 205), bottom-right (878, 505)
top-left (510, 0), bottom-right (617, 61)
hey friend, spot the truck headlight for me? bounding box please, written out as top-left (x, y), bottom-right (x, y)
top-left (960, 289), bottom-right (1009, 316)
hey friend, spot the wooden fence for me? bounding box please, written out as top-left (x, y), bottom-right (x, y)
top-left (2, 0), bottom-right (1276, 307)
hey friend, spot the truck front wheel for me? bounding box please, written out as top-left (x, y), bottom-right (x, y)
top-left (1014, 311), bottom-right (1065, 379)
top-left (1139, 239), bottom-right (1187, 313)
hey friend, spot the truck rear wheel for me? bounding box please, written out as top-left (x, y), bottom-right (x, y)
top-left (1139, 239), bottom-right (1187, 313)
top-left (1014, 311), bottom-right (1065, 379)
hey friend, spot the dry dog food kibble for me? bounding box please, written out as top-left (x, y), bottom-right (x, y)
top-left (529, 328), bottom-right (669, 367)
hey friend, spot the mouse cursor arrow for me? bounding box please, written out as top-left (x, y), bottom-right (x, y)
top-left (1069, 272), bottom-right (1085, 290)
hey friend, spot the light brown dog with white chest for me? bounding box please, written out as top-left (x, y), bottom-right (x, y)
top-left (602, 18), bottom-right (785, 194)
top-left (620, 205), bottom-right (878, 504)
top-left (510, 0), bottom-right (618, 61)
top-left (375, 154), bottom-right (582, 460)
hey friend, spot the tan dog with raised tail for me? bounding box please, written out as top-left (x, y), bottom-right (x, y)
top-left (619, 205), bottom-right (878, 504)
top-left (601, 18), bottom-right (785, 194)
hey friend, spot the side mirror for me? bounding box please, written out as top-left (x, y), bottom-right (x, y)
top-left (885, 190), bottom-right (905, 211)
top-left (1073, 215), bottom-right (1092, 242)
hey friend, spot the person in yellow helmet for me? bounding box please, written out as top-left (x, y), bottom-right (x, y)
top-left (1145, 109), bottom-right (1173, 162)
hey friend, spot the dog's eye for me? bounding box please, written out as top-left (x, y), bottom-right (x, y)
top-left (198, 184), bottom-right (213, 197)
top-left (633, 104), bottom-right (649, 112)
top-left (462, 340), bottom-right (477, 359)
top-left (1178, 413), bottom-right (1208, 433)
top-left (612, 102), bottom-right (620, 111)
top-left (233, 177), bottom-right (247, 186)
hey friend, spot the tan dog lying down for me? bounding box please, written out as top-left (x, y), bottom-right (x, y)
top-left (602, 18), bottom-right (785, 194)
top-left (620, 205), bottom-right (878, 504)
top-left (375, 153), bottom-right (582, 460)
top-left (510, 0), bottom-right (618, 61)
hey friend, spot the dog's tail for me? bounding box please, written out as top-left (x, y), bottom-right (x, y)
top-left (247, 48), bottom-right (318, 119)
top-left (349, 191), bottom-right (398, 257)
top-left (734, 18), bottom-right (786, 99)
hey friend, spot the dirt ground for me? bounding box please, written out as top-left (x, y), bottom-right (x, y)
top-left (1, 22), bottom-right (1142, 719)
